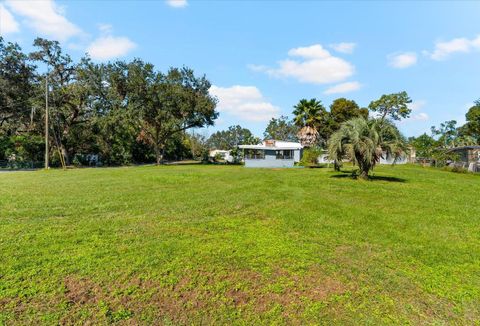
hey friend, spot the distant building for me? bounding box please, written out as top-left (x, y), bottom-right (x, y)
top-left (446, 146), bottom-right (480, 171)
top-left (317, 150), bottom-right (333, 164)
top-left (379, 154), bottom-right (408, 165)
top-left (239, 140), bottom-right (303, 168)
top-left (209, 149), bottom-right (234, 163)
top-left (447, 146), bottom-right (480, 164)
top-left (318, 147), bottom-right (416, 165)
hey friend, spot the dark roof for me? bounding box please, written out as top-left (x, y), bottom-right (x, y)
top-left (447, 146), bottom-right (480, 152)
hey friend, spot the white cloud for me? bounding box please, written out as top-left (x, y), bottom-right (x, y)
top-left (288, 44), bottom-right (330, 59)
top-left (249, 44), bottom-right (355, 84)
top-left (6, 0), bottom-right (82, 41)
top-left (324, 81), bottom-right (362, 95)
top-left (399, 112), bottom-right (429, 124)
top-left (98, 23), bottom-right (113, 35)
top-left (87, 36), bottom-right (136, 60)
top-left (247, 64), bottom-right (269, 72)
top-left (428, 35), bottom-right (480, 60)
top-left (400, 100), bottom-right (429, 123)
top-left (210, 85), bottom-right (280, 122)
top-left (0, 4), bottom-right (19, 35)
top-left (408, 100), bottom-right (427, 111)
top-left (388, 52), bottom-right (417, 68)
top-left (330, 42), bottom-right (356, 54)
top-left (166, 0), bottom-right (188, 8)
top-left (409, 112), bottom-right (429, 121)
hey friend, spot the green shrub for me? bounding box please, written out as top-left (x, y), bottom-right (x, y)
top-left (72, 155), bottom-right (83, 167)
top-left (300, 147), bottom-right (322, 167)
top-left (442, 165), bottom-right (468, 174)
top-left (213, 153), bottom-right (222, 162)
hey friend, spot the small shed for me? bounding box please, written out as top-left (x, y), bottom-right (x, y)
top-left (239, 140), bottom-right (303, 168)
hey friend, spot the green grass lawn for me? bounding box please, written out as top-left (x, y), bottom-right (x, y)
top-left (1, 165), bottom-right (479, 324)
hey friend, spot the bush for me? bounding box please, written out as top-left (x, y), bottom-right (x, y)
top-left (214, 153), bottom-right (223, 162)
top-left (300, 147), bottom-right (322, 167)
top-left (72, 156), bottom-right (82, 167)
top-left (229, 147), bottom-right (243, 164)
top-left (200, 149), bottom-right (210, 163)
top-left (442, 165), bottom-right (468, 174)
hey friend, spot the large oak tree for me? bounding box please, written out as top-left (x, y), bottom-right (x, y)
top-left (134, 65), bottom-right (218, 164)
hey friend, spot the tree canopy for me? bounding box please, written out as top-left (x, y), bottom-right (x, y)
top-left (132, 65), bottom-right (218, 163)
top-left (0, 37), bottom-right (218, 166)
top-left (459, 101), bottom-right (480, 143)
top-left (263, 115), bottom-right (298, 141)
top-left (323, 98), bottom-right (369, 139)
top-left (293, 98), bottom-right (326, 147)
top-left (431, 120), bottom-right (458, 148)
top-left (368, 91), bottom-right (412, 121)
top-left (409, 133), bottom-right (436, 163)
top-left (0, 37), bottom-right (36, 135)
top-left (206, 125), bottom-right (259, 150)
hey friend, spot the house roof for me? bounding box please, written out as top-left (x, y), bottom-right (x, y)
top-left (238, 140), bottom-right (303, 150)
top-left (447, 146), bottom-right (480, 152)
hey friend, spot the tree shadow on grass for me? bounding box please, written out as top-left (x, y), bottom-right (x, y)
top-left (369, 175), bottom-right (407, 183)
top-left (330, 173), bottom-right (407, 183)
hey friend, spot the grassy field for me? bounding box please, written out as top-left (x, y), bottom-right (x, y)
top-left (1, 164), bottom-right (479, 324)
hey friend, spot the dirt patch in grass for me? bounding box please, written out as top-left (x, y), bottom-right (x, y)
top-left (226, 288), bottom-right (250, 306)
top-left (250, 268), bottom-right (347, 318)
top-left (216, 267), bottom-right (348, 322)
top-left (55, 267), bottom-right (347, 324)
top-left (64, 276), bottom-right (103, 305)
top-left (302, 270), bottom-right (346, 300)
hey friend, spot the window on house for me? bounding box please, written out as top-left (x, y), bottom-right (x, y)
top-left (276, 150), bottom-right (294, 159)
top-left (245, 149), bottom-right (265, 159)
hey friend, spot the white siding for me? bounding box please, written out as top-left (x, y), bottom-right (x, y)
top-left (244, 151), bottom-right (295, 168)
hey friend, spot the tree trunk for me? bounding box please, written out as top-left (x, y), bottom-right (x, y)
top-left (155, 143), bottom-right (165, 165)
top-left (359, 169), bottom-right (369, 180)
top-left (155, 145), bottom-right (161, 165)
top-left (334, 160), bottom-right (341, 171)
top-left (154, 129), bottom-right (163, 165)
top-left (357, 160), bottom-right (370, 180)
top-left (61, 144), bottom-right (69, 166)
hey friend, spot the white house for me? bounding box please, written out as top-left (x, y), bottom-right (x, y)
top-left (379, 147), bottom-right (416, 164)
top-left (318, 149), bottom-right (414, 165)
top-left (317, 150), bottom-right (333, 164)
top-left (209, 149), bottom-right (234, 163)
top-left (238, 140), bottom-right (303, 168)
top-left (379, 154), bottom-right (408, 165)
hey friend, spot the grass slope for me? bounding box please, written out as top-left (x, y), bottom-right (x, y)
top-left (1, 165), bottom-right (479, 324)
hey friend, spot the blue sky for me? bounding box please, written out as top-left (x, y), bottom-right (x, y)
top-left (1, 0), bottom-right (480, 138)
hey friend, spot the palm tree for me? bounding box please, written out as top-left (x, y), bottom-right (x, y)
top-left (293, 98), bottom-right (326, 147)
top-left (328, 117), bottom-right (406, 179)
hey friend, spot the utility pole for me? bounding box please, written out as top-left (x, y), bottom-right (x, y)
top-left (45, 69), bottom-right (49, 169)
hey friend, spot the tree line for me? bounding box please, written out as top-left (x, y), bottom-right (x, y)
top-left (0, 37), bottom-right (217, 167)
top-left (2, 37), bottom-right (479, 171)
